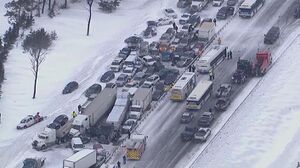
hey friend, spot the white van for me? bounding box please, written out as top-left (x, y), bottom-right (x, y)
top-left (71, 137), bottom-right (84, 153)
top-left (213, 0), bottom-right (224, 6)
top-left (142, 56), bottom-right (156, 66)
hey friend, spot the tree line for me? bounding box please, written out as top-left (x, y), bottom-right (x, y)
top-left (0, 0), bottom-right (57, 99)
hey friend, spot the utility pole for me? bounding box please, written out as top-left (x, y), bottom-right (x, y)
top-left (86, 0), bottom-right (93, 36)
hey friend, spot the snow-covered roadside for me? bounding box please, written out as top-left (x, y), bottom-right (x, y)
top-left (0, 0), bottom-right (184, 167)
top-left (187, 26), bottom-right (300, 168)
top-left (0, 0), bottom-right (10, 35)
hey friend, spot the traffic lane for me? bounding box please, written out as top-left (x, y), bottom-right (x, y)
top-left (125, 101), bottom-right (186, 168)
top-left (126, 0), bottom-right (289, 166)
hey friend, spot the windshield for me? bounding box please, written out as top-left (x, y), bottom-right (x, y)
top-left (239, 8), bottom-right (252, 13)
top-left (166, 9), bottom-right (174, 13)
top-left (182, 25), bottom-right (189, 29)
top-left (131, 107), bottom-right (142, 112)
top-left (38, 135), bottom-right (47, 139)
top-left (147, 77), bottom-right (155, 81)
top-left (134, 76), bottom-right (142, 81)
top-left (72, 125), bottom-right (81, 130)
top-left (112, 60), bottom-right (120, 65)
top-left (146, 58), bottom-right (154, 62)
top-left (124, 61), bottom-right (134, 66)
top-left (118, 76), bottom-right (126, 80)
top-left (197, 130), bottom-right (206, 136)
top-left (124, 121), bottom-right (134, 126)
top-left (20, 119), bottom-right (27, 123)
top-left (123, 69), bottom-right (132, 73)
top-left (73, 144), bottom-right (84, 148)
top-left (182, 114), bottom-right (190, 119)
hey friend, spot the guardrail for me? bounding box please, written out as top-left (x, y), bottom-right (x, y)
top-left (187, 32), bottom-right (300, 168)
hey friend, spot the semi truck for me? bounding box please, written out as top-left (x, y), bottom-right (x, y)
top-left (63, 149), bottom-right (97, 168)
top-left (252, 51), bottom-right (272, 76)
top-left (106, 90), bottom-right (130, 130)
top-left (32, 119), bottom-right (73, 150)
top-left (70, 88), bottom-right (117, 137)
top-left (96, 90), bottom-right (130, 144)
top-left (128, 88), bottom-right (153, 120)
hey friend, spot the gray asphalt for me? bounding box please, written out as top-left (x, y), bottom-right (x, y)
top-left (125, 0), bottom-right (299, 168)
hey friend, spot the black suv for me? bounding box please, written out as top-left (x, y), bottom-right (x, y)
top-left (264, 26), bottom-right (280, 44)
top-left (216, 6), bottom-right (234, 20)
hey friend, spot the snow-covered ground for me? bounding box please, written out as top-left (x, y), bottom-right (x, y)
top-left (187, 26), bottom-right (300, 168)
top-left (0, 0), bottom-right (225, 167)
top-left (0, 0), bottom-right (176, 167)
top-left (0, 0), bottom-right (10, 35)
top-left (1, 0), bottom-right (300, 167)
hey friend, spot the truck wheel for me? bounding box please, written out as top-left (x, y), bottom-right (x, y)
top-left (24, 125), bottom-right (27, 129)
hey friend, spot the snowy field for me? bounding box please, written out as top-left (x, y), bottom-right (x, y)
top-left (0, 0), bottom-right (175, 167)
top-left (187, 27), bottom-right (300, 168)
top-left (0, 0), bottom-right (10, 35)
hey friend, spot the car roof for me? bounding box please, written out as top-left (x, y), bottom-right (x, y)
top-left (119, 74), bottom-right (128, 77)
top-left (72, 137), bottom-right (83, 144)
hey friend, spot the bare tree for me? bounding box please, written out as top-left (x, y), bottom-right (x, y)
top-left (22, 28), bottom-right (54, 99)
top-left (86, 0), bottom-right (93, 36)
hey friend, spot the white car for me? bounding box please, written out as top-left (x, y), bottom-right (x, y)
top-left (164, 8), bottom-right (177, 18)
top-left (142, 55), bottom-right (156, 66)
top-left (213, 0), bottom-right (224, 6)
top-left (17, 115), bottom-right (44, 129)
top-left (123, 66), bottom-right (137, 79)
top-left (71, 137), bottom-right (84, 153)
top-left (143, 74), bottom-right (160, 87)
top-left (157, 17), bottom-right (174, 26)
top-left (193, 127), bottom-right (211, 142)
top-left (122, 119), bottom-right (138, 133)
top-left (179, 13), bottom-right (191, 25)
top-left (110, 57), bottom-right (124, 72)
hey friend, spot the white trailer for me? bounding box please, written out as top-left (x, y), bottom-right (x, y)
top-left (197, 22), bottom-right (216, 42)
top-left (106, 90), bottom-right (130, 130)
top-left (129, 88), bottom-right (153, 120)
top-left (70, 88), bottom-right (117, 136)
top-left (63, 149), bottom-right (97, 168)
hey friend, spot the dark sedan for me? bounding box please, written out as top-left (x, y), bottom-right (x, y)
top-left (62, 81), bottom-right (79, 94)
top-left (100, 71), bottom-right (115, 83)
top-left (215, 98), bottom-right (231, 111)
top-left (85, 83), bottom-right (102, 99)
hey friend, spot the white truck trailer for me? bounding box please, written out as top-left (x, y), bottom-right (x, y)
top-left (197, 21), bottom-right (216, 42)
top-left (105, 90), bottom-right (130, 131)
top-left (70, 88), bottom-right (117, 137)
top-left (128, 88), bottom-right (153, 120)
top-left (32, 119), bottom-right (73, 150)
top-left (63, 149), bottom-right (96, 168)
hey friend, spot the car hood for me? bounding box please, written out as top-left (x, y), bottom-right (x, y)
top-left (17, 123), bottom-right (26, 128)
